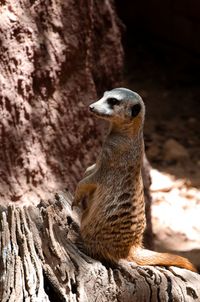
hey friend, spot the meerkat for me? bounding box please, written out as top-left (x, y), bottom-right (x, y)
top-left (72, 88), bottom-right (196, 272)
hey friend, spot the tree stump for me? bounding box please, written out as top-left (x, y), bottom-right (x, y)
top-left (0, 191), bottom-right (200, 301)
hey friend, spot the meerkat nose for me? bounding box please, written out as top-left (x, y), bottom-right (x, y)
top-left (89, 105), bottom-right (95, 112)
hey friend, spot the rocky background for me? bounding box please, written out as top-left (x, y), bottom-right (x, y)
top-left (0, 0), bottom-right (123, 205)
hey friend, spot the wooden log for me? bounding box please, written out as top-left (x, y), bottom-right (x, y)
top-left (0, 191), bottom-right (199, 301)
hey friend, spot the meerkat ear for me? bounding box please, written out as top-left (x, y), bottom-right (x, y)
top-left (131, 103), bottom-right (141, 117)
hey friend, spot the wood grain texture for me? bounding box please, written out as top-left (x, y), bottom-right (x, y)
top-left (0, 192), bottom-right (199, 301)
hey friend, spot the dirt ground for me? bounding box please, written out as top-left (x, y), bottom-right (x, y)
top-left (123, 41), bottom-right (200, 267)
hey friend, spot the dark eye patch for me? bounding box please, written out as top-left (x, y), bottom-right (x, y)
top-left (131, 103), bottom-right (141, 117)
top-left (107, 97), bottom-right (120, 107)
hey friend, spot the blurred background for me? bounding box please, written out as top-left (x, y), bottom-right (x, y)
top-left (115, 0), bottom-right (200, 267)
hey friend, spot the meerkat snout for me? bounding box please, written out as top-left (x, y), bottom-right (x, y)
top-left (89, 105), bottom-right (95, 112)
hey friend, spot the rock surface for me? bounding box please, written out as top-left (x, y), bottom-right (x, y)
top-left (0, 0), bottom-right (123, 205)
top-left (163, 139), bottom-right (189, 162)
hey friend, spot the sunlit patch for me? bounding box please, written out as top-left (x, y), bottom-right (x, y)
top-left (150, 168), bottom-right (200, 261)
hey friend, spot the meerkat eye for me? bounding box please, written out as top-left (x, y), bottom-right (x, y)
top-left (131, 103), bottom-right (141, 117)
top-left (107, 98), bottom-right (120, 107)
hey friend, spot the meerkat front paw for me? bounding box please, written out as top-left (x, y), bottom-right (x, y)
top-left (72, 190), bottom-right (90, 210)
top-left (72, 188), bottom-right (83, 209)
top-left (72, 183), bottom-right (97, 210)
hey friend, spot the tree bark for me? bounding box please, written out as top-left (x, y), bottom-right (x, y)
top-left (0, 192), bottom-right (200, 302)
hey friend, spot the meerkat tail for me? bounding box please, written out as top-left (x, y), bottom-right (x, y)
top-left (129, 248), bottom-right (197, 272)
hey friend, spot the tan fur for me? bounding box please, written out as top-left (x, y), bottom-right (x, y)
top-left (73, 88), bottom-right (196, 272)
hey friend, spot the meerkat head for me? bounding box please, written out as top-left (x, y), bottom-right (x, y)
top-left (89, 88), bottom-right (145, 124)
